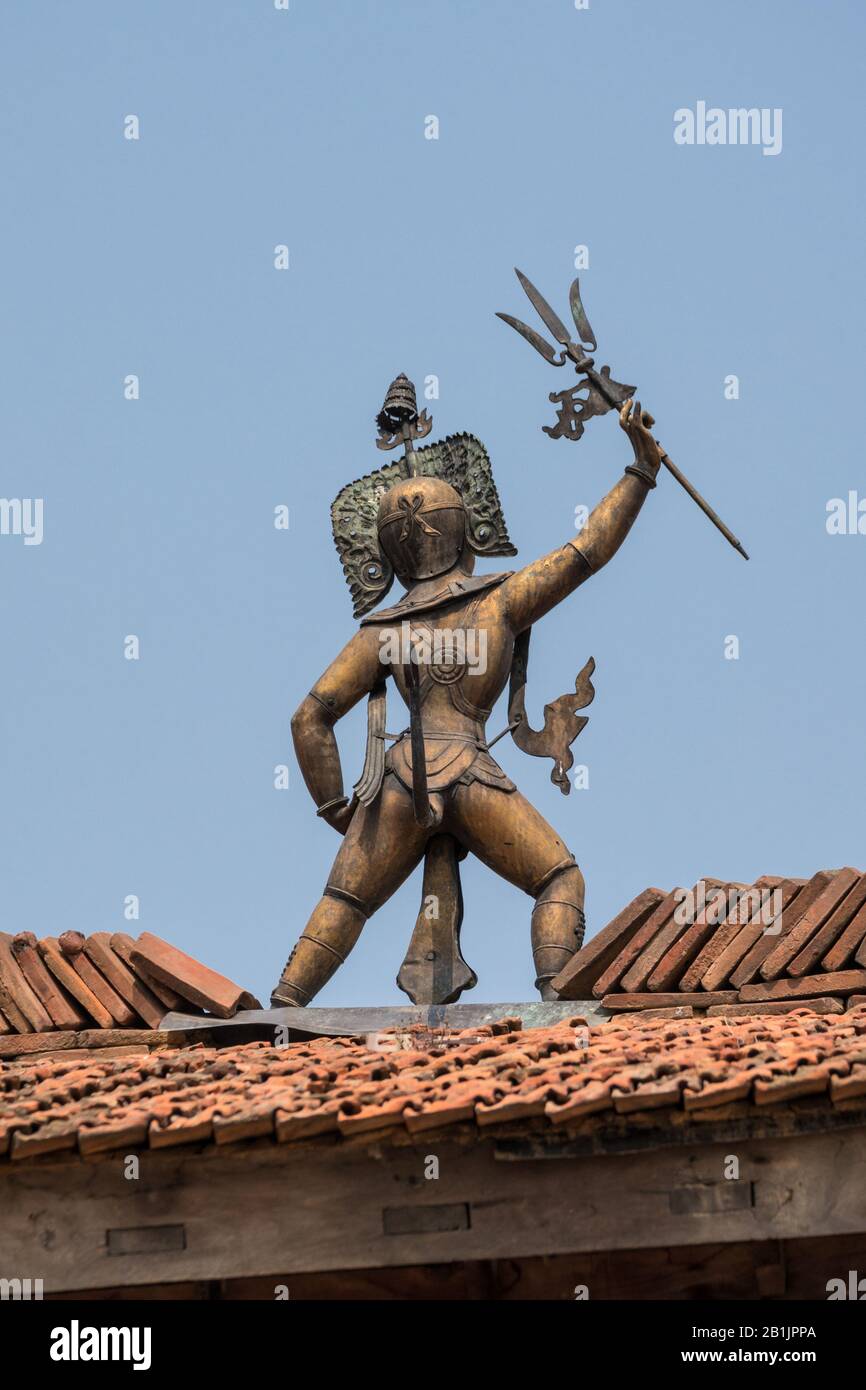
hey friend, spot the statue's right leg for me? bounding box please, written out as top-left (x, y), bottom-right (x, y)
top-left (271, 774), bottom-right (429, 1006)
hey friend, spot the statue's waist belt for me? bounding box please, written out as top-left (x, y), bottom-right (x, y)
top-left (393, 727), bottom-right (487, 749)
top-left (387, 730), bottom-right (516, 795)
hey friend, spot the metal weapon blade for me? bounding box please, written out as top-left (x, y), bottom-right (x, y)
top-left (514, 268), bottom-right (573, 347)
top-left (498, 270), bottom-right (750, 561)
top-left (568, 278), bottom-right (597, 352)
top-left (495, 312), bottom-right (566, 366)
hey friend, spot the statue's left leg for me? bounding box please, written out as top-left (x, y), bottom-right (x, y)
top-left (444, 781), bottom-right (585, 999)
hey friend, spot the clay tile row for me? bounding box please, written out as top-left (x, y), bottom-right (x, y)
top-left (4, 1009), bottom-right (866, 1164)
top-left (552, 868), bottom-right (866, 1016)
top-left (0, 929), bottom-right (260, 1040)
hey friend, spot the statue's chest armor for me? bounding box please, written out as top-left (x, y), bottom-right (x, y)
top-left (367, 592), bottom-right (520, 798)
top-left (389, 599), bottom-right (514, 722)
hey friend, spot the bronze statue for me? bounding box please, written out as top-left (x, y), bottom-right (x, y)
top-left (272, 272), bottom-right (746, 1009)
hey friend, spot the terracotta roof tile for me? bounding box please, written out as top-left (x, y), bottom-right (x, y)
top-left (83, 934), bottom-right (165, 1029)
top-left (130, 933), bottom-right (261, 1019)
top-left (740, 969), bottom-right (866, 1003)
top-left (5, 1009), bottom-right (866, 1164)
top-left (788, 873), bottom-right (866, 976)
top-left (590, 890), bottom-right (684, 998)
top-left (760, 869), bottom-right (861, 980)
top-left (551, 888), bottom-right (665, 999)
top-left (37, 938), bottom-right (116, 1029)
top-left (56, 932), bottom-right (138, 1027)
top-left (675, 884), bottom-right (752, 993)
top-left (822, 900), bottom-right (866, 972)
top-left (110, 934), bottom-right (188, 1012)
top-left (707, 997), bottom-right (844, 1017)
top-left (551, 867), bottom-right (866, 1019)
top-left (730, 875), bottom-right (826, 987)
top-left (646, 881), bottom-right (782, 995)
top-left (699, 887), bottom-right (778, 992)
top-left (0, 931), bottom-right (256, 1040)
top-left (601, 991), bottom-right (736, 1012)
top-left (9, 933), bottom-right (88, 1029)
top-left (646, 915), bottom-right (716, 993)
top-left (0, 933), bottom-right (53, 1032)
top-left (696, 879), bottom-right (801, 993)
top-left (619, 887), bottom-right (701, 993)
top-left (78, 1110), bottom-right (151, 1156)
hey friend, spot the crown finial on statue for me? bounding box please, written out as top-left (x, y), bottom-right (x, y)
top-left (375, 373), bottom-right (433, 471)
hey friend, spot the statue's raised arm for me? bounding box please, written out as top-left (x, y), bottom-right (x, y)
top-left (502, 400), bottom-right (662, 635)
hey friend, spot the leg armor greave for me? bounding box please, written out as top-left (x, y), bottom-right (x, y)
top-left (271, 889), bottom-right (368, 1007)
top-left (531, 863), bottom-right (586, 1000)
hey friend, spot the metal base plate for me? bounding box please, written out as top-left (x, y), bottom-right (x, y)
top-left (159, 999), bottom-right (609, 1045)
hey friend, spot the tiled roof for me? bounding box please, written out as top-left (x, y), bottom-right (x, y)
top-left (0, 930), bottom-right (260, 1038)
top-left (4, 1007), bottom-right (866, 1164)
top-left (553, 868), bottom-right (866, 1013)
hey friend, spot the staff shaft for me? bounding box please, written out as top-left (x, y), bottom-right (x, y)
top-left (581, 357), bottom-right (749, 561)
top-left (657, 445), bottom-right (750, 561)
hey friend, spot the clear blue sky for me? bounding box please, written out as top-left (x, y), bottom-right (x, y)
top-left (2, 1), bottom-right (864, 1008)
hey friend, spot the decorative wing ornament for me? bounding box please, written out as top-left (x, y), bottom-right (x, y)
top-left (331, 457), bottom-right (405, 618)
top-left (331, 433), bottom-right (517, 618)
top-left (507, 630), bottom-right (596, 794)
top-left (423, 434), bottom-right (517, 559)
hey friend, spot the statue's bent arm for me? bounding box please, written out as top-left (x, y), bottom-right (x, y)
top-left (291, 626), bottom-right (385, 827)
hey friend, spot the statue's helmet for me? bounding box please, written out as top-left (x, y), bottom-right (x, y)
top-left (377, 475), bottom-right (467, 584)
